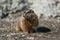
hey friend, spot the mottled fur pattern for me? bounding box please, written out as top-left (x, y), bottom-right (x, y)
top-left (16, 10), bottom-right (38, 33)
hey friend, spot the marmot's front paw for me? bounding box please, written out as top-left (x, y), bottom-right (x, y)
top-left (15, 25), bottom-right (21, 32)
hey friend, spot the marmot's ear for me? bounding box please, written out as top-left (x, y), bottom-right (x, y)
top-left (23, 10), bottom-right (29, 13)
top-left (24, 10), bottom-right (26, 13)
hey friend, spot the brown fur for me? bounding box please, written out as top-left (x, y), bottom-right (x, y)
top-left (16, 10), bottom-right (38, 33)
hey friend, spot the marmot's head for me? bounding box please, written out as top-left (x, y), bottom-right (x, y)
top-left (23, 10), bottom-right (35, 21)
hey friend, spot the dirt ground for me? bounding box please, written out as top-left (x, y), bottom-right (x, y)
top-left (0, 12), bottom-right (60, 40)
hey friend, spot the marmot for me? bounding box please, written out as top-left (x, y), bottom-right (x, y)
top-left (16, 10), bottom-right (38, 33)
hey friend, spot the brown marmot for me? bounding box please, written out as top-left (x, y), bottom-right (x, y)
top-left (16, 10), bottom-right (38, 33)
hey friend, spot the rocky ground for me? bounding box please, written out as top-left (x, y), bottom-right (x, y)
top-left (0, 0), bottom-right (60, 40)
top-left (0, 11), bottom-right (60, 40)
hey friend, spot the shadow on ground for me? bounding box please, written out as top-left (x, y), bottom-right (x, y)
top-left (36, 26), bottom-right (51, 33)
top-left (32, 26), bottom-right (51, 33)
